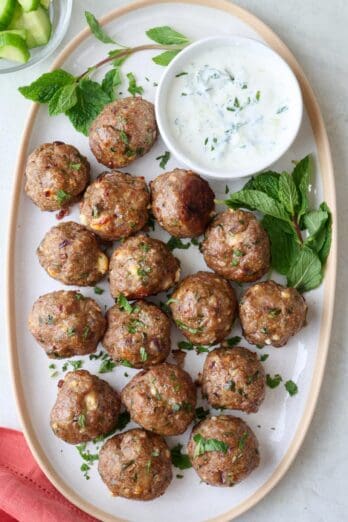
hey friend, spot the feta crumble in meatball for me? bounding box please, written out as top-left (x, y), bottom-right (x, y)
top-left (50, 370), bottom-right (121, 444)
top-left (28, 291), bottom-right (106, 359)
top-left (89, 97), bottom-right (158, 168)
top-left (239, 280), bottom-right (308, 347)
top-left (80, 170), bottom-right (150, 241)
top-left (150, 169), bottom-right (215, 237)
top-left (25, 141), bottom-right (90, 211)
top-left (202, 209), bottom-right (270, 282)
top-left (187, 415), bottom-right (260, 487)
top-left (98, 429), bottom-right (172, 500)
top-left (169, 271), bottom-right (238, 345)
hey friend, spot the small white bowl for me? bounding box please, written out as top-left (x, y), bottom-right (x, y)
top-left (155, 36), bottom-right (303, 180)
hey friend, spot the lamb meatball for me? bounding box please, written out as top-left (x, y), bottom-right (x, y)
top-left (102, 300), bottom-right (171, 368)
top-left (98, 429), bottom-right (172, 500)
top-left (202, 347), bottom-right (265, 413)
top-left (80, 171), bottom-right (150, 241)
top-left (28, 291), bottom-right (106, 359)
top-left (37, 221), bottom-right (108, 286)
top-left (239, 280), bottom-right (307, 347)
top-left (150, 169), bottom-right (215, 237)
top-left (202, 209), bottom-right (270, 283)
top-left (89, 98), bottom-right (158, 169)
top-left (169, 271), bottom-right (237, 345)
top-left (187, 415), bottom-right (260, 487)
top-left (25, 141), bottom-right (90, 211)
top-left (109, 234), bottom-right (180, 299)
top-left (50, 370), bottom-right (121, 444)
top-left (121, 363), bottom-right (196, 436)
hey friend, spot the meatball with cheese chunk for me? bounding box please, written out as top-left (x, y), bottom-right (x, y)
top-left (50, 370), bottom-right (121, 444)
top-left (239, 280), bottom-right (307, 347)
top-left (28, 290), bottom-right (106, 359)
top-left (202, 209), bottom-right (270, 283)
top-left (25, 141), bottom-right (90, 211)
top-left (37, 221), bottom-right (108, 286)
top-left (98, 428), bottom-right (172, 500)
top-left (80, 170), bottom-right (150, 241)
top-left (89, 98), bottom-right (158, 169)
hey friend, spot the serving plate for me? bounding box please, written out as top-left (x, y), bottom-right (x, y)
top-left (6, 1), bottom-right (336, 521)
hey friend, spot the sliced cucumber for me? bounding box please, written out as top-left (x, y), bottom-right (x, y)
top-left (40, 0), bottom-right (50, 8)
top-left (0, 0), bottom-right (15, 30)
top-left (0, 32), bottom-right (29, 62)
top-left (10, 5), bottom-right (51, 47)
top-left (18, 0), bottom-right (39, 12)
top-left (0, 28), bottom-right (26, 38)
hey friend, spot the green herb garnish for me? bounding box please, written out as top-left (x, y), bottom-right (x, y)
top-left (266, 373), bottom-right (283, 389)
top-left (285, 380), bottom-right (298, 396)
top-left (170, 444), bottom-right (192, 469)
top-left (156, 150), bottom-right (170, 169)
top-left (140, 347), bottom-right (148, 362)
top-left (166, 236), bottom-right (190, 251)
top-left (193, 434), bottom-right (229, 457)
top-left (56, 189), bottom-right (71, 206)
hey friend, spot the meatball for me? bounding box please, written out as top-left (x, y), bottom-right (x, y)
top-left (109, 233), bottom-right (181, 299)
top-left (25, 141), bottom-right (90, 211)
top-left (98, 428), bottom-right (172, 500)
top-left (89, 98), bottom-right (158, 169)
top-left (102, 300), bottom-right (171, 369)
top-left (202, 209), bottom-right (270, 282)
top-left (150, 169), bottom-right (215, 237)
top-left (202, 347), bottom-right (265, 413)
top-left (187, 415), bottom-right (260, 487)
top-left (37, 221), bottom-right (108, 286)
top-left (239, 280), bottom-right (307, 347)
top-left (28, 291), bottom-right (106, 359)
top-left (50, 370), bottom-right (120, 444)
top-left (121, 363), bottom-right (196, 436)
top-left (80, 170), bottom-right (150, 241)
top-left (169, 271), bottom-right (237, 345)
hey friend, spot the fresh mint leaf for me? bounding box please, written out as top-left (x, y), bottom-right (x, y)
top-left (167, 236), bottom-right (190, 251)
top-left (101, 67), bottom-right (122, 100)
top-left (292, 155), bottom-right (312, 220)
top-left (126, 72), bottom-right (144, 97)
top-left (243, 171), bottom-right (280, 201)
top-left (226, 189), bottom-right (290, 222)
top-left (287, 246), bottom-right (322, 292)
top-left (66, 79), bottom-right (111, 135)
top-left (266, 373), bottom-right (282, 389)
top-left (262, 215), bottom-right (300, 275)
top-left (146, 26), bottom-right (189, 45)
top-left (193, 434), bottom-right (229, 457)
top-left (98, 357), bottom-right (116, 374)
top-left (152, 50), bottom-right (179, 66)
top-left (285, 380), bottom-right (298, 396)
top-left (171, 444), bottom-right (192, 469)
top-left (317, 202), bottom-right (332, 264)
top-left (156, 151), bottom-right (170, 169)
top-left (278, 171), bottom-right (299, 216)
top-left (304, 208), bottom-right (328, 253)
top-left (85, 11), bottom-right (116, 44)
top-left (18, 69), bottom-right (75, 103)
top-left (48, 83), bottom-right (78, 116)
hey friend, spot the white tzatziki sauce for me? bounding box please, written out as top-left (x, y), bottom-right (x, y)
top-left (167, 43), bottom-right (298, 174)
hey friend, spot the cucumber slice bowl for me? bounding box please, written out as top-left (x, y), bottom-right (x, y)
top-left (0, 31), bottom-right (29, 62)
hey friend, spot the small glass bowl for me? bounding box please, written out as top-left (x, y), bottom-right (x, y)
top-left (0, 0), bottom-right (72, 74)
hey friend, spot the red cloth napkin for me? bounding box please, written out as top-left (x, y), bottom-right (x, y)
top-left (0, 428), bottom-right (99, 522)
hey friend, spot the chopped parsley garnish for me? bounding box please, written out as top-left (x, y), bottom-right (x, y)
top-left (193, 434), bottom-right (229, 457)
top-left (156, 150), bottom-right (170, 169)
top-left (195, 406), bottom-right (210, 420)
top-left (127, 72), bottom-right (144, 96)
top-left (127, 318), bottom-right (145, 334)
top-left (80, 463), bottom-right (90, 480)
top-left (191, 237), bottom-right (201, 246)
top-left (238, 431), bottom-right (249, 449)
top-left (175, 320), bottom-right (203, 335)
top-left (170, 444), bottom-right (192, 469)
top-left (117, 293), bottom-right (134, 313)
top-left (177, 340), bottom-right (207, 354)
top-left (256, 90), bottom-right (261, 101)
top-left (56, 189), bottom-right (71, 206)
top-left (76, 443), bottom-right (99, 463)
top-left (98, 357), bottom-right (116, 374)
top-left (247, 371), bottom-right (259, 384)
top-left (260, 354), bottom-right (269, 362)
top-left (69, 359), bottom-right (83, 370)
top-left (89, 350), bottom-right (104, 360)
top-left (204, 137), bottom-right (208, 145)
top-left (75, 292), bottom-right (84, 300)
top-left (145, 459), bottom-right (152, 473)
top-left (139, 241), bottom-right (150, 252)
top-left (268, 307), bottom-right (281, 317)
top-left (285, 380), bottom-right (298, 396)
top-left (166, 236), bottom-right (190, 251)
top-left (175, 71), bottom-right (188, 77)
top-left (234, 97), bottom-right (240, 108)
top-left (120, 359), bottom-right (134, 368)
top-left (77, 413), bottom-right (86, 428)
top-left (70, 162), bottom-right (81, 171)
top-left (266, 373), bottom-right (283, 389)
top-left (82, 325), bottom-right (90, 340)
top-left (48, 363), bottom-right (56, 369)
top-left (119, 130), bottom-right (129, 144)
top-left (139, 347), bottom-right (148, 362)
top-left (225, 336), bottom-right (241, 347)
top-left (94, 286), bottom-right (104, 295)
top-left (66, 327), bottom-right (76, 337)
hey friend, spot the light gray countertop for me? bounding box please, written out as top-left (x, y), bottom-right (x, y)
top-left (0, 1), bottom-right (347, 520)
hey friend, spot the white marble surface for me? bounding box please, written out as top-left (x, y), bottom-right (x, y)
top-left (0, 1), bottom-right (347, 520)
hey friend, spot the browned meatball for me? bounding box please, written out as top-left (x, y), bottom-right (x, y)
top-left (80, 171), bottom-right (150, 241)
top-left (150, 169), bottom-right (215, 237)
top-left (202, 209), bottom-right (270, 283)
top-left (102, 300), bottom-right (171, 369)
top-left (121, 363), bottom-right (196, 436)
top-left (37, 221), bottom-right (108, 286)
top-left (98, 428), bottom-right (172, 500)
top-left (25, 141), bottom-right (90, 211)
top-left (109, 233), bottom-right (181, 299)
top-left (89, 98), bottom-right (158, 169)
top-left (28, 291), bottom-right (106, 359)
top-left (202, 347), bottom-right (266, 413)
top-left (169, 271), bottom-right (237, 345)
top-left (239, 280), bottom-right (307, 347)
top-left (187, 415), bottom-right (260, 487)
top-left (50, 370), bottom-right (121, 444)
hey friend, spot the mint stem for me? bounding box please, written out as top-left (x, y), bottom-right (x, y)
top-left (292, 217), bottom-right (303, 243)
